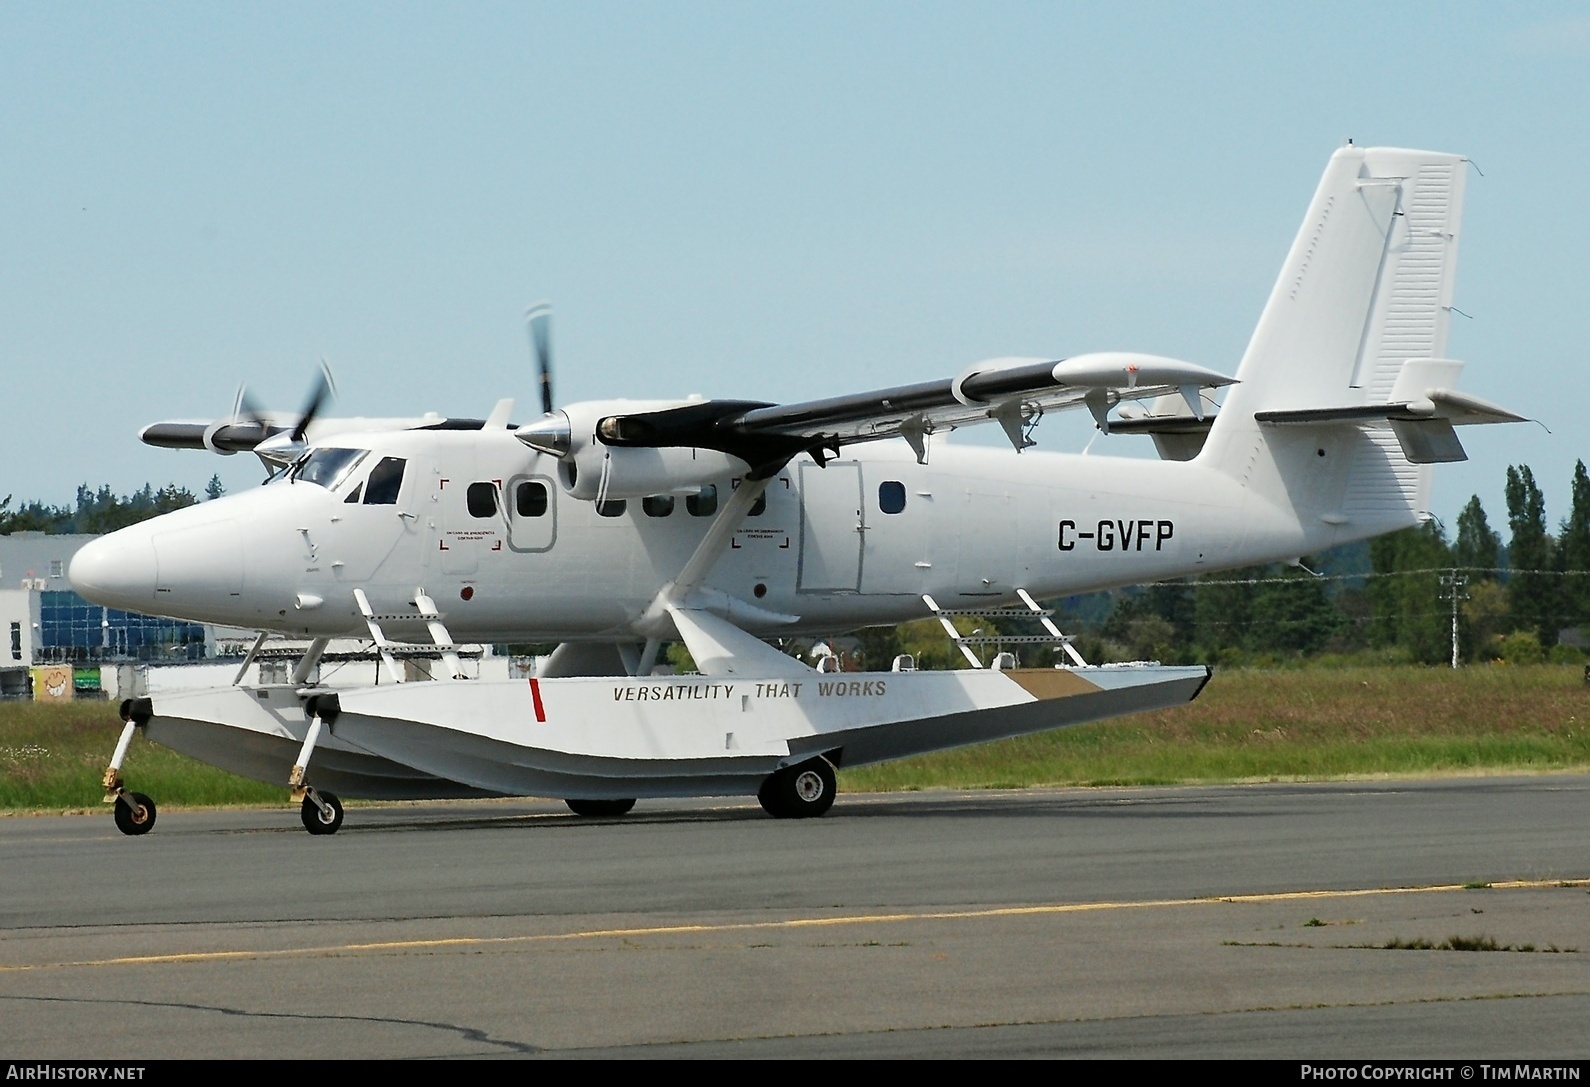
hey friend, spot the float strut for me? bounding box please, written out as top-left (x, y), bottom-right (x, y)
top-left (101, 720), bottom-right (139, 804)
top-left (289, 695), bottom-right (340, 818)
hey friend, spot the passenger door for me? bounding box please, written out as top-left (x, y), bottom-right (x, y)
top-left (797, 461), bottom-right (863, 593)
top-left (505, 475), bottom-right (557, 552)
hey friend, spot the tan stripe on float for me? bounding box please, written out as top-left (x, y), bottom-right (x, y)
top-left (1005, 668), bottom-right (1101, 700)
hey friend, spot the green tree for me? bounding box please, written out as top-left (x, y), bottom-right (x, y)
top-left (205, 474), bottom-right (227, 501)
top-left (1453, 495), bottom-right (1501, 578)
top-left (71, 483), bottom-right (197, 534)
top-left (0, 495), bottom-right (72, 534)
top-left (1505, 464), bottom-right (1556, 644)
top-left (1, 484), bottom-right (199, 536)
top-left (1558, 460), bottom-right (1590, 631)
top-left (1367, 521), bottom-right (1453, 663)
top-left (1192, 567), bottom-right (1257, 656)
top-left (1246, 565), bottom-right (1343, 654)
top-left (853, 625), bottom-right (902, 671)
top-left (1144, 580), bottom-right (1195, 657)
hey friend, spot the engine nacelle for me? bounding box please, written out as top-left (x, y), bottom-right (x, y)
top-left (563, 443), bottom-right (749, 502)
top-left (515, 399), bottom-right (748, 502)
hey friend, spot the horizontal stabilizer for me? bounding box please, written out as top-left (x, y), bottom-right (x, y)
top-left (1254, 387), bottom-right (1523, 428)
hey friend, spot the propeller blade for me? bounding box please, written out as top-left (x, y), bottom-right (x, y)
top-left (526, 302), bottom-right (554, 414)
top-left (290, 361), bottom-right (337, 443)
top-left (236, 386), bottom-right (270, 430)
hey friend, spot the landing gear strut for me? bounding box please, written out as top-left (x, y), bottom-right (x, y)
top-left (565, 798), bottom-right (636, 817)
top-left (291, 695), bottom-right (344, 835)
top-left (106, 699), bottom-right (157, 836)
top-left (758, 757), bottom-right (836, 819)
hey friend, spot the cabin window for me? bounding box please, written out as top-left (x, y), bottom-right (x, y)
top-left (467, 482), bottom-right (498, 518)
top-left (597, 499), bottom-right (627, 518)
top-left (687, 485), bottom-right (717, 517)
top-left (363, 457), bottom-right (406, 505)
top-left (878, 480), bottom-right (906, 515)
top-left (292, 447), bottom-right (367, 490)
top-left (748, 492), bottom-right (767, 517)
top-left (516, 481), bottom-right (548, 517)
top-left (642, 495), bottom-right (675, 517)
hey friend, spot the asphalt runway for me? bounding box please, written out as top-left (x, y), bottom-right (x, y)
top-left (2, 775), bottom-right (1588, 1059)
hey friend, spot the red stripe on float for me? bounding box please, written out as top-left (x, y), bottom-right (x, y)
top-left (528, 677), bottom-right (546, 722)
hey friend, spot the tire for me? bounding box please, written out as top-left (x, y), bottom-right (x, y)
top-left (301, 791), bottom-right (344, 835)
top-left (113, 792), bottom-right (157, 836)
top-left (757, 759), bottom-right (836, 819)
top-left (565, 798), bottom-right (636, 817)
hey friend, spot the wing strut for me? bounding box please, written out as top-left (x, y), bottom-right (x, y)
top-left (632, 471), bottom-right (809, 678)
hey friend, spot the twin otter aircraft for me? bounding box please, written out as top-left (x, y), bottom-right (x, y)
top-left (72, 146), bottom-right (1521, 835)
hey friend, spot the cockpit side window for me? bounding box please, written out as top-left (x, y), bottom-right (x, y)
top-left (292, 448), bottom-right (368, 491)
top-left (363, 457), bottom-right (407, 505)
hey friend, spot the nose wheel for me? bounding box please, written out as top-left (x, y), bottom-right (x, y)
top-left (300, 790), bottom-right (344, 835)
top-left (758, 757), bottom-right (837, 819)
top-left (113, 791), bottom-right (157, 836)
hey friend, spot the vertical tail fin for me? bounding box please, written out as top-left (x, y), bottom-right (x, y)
top-left (1200, 146), bottom-right (1467, 537)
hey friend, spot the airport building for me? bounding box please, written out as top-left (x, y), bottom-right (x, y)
top-left (0, 532), bottom-right (517, 700)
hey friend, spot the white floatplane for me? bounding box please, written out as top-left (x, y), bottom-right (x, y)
top-left (73, 145), bottom-right (1520, 834)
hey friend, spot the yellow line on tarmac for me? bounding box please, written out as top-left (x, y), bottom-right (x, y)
top-left (4, 878), bottom-right (1584, 974)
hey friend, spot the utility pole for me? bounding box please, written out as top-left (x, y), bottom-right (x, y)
top-left (1440, 570), bottom-right (1469, 669)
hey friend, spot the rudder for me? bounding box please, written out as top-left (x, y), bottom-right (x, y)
top-left (1199, 146), bottom-right (1468, 540)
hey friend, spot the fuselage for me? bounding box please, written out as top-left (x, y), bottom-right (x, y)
top-left (70, 426), bottom-right (1353, 643)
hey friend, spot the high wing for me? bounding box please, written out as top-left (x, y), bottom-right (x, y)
top-left (583, 352), bottom-right (1237, 472)
top-left (140, 413), bottom-right (500, 466)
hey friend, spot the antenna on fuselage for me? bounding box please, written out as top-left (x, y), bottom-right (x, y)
top-left (525, 302), bottom-right (554, 414)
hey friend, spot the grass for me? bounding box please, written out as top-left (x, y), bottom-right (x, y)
top-left (0, 700), bottom-right (281, 813)
top-left (839, 664), bottom-right (1590, 791)
top-left (1370, 936), bottom-right (1577, 953)
top-left (2, 664), bottom-right (1588, 813)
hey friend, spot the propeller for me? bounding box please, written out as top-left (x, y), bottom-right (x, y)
top-left (242, 361), bottom-right (338, 468)
top-left (525, 302), bottom-right (554, 414)
top-left (290, 360), bottom-right (337, 443)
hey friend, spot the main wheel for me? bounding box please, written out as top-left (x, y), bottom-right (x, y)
top-left (301, 791), bottom-right (344, 835)
top-left (113, 792), bottom-right (157, 836)
top-left (565, 798), bottom-right (636, 817)
top-left (757, 759), bottom-right (836, 819)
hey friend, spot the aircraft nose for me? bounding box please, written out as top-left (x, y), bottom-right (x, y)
top-left (69, 532), bottom-right (159, 608)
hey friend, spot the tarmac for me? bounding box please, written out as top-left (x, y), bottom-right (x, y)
top-left (2, 775), bottom-right (1587, 1058)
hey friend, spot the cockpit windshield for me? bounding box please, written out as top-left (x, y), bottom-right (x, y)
top-left (290, 447), bottom-right (368, 490)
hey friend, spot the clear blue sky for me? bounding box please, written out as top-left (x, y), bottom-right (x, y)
top-left (2, 2), bottom-right (1586, 535)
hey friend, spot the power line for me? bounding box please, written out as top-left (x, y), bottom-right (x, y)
top-left (1148, 566), bottom-right (1590, 587)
